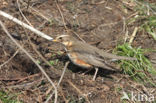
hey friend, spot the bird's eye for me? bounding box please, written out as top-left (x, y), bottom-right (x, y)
top-left (59, 37), bottom-right (62, 39)
top-left (59, 37), bottom-right (63, 41)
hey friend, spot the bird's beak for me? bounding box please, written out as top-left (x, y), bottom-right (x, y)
top-left (52, 39), bottom-right (58, 42)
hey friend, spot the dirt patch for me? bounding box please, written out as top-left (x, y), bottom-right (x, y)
top-left (0, 0), bottom-right (156, 103)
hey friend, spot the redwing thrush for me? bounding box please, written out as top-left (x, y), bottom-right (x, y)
top-left (53, 35), bottom-right (136, 80)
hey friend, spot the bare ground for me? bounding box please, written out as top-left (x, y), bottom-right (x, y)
top-left (0, 0), bottom-right (156, 103)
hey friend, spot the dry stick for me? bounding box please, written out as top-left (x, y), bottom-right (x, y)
top-left (59, 87), bottom-right (69, 103)
top-left (0, 21), bottom-right (58, 103)
top-left (16, 2), bottom-right (58, 73)
top-left (8, 73), bottom-right (41, 85)
top-left (0, 49), bottom-right (20, 69)
top-left (124, 30), bottom-right (129, 43)
top-left (67, 80), bottom-right (90, 103)
top-left (26, 33), bottom-right (58, 70)
top-left (122, 17), bottom-right (126, 35)
top-left (45, 61), bottom-right (70, 103)
top-left (55, 0), bottom-right (67, 30)
top-left (134, 0), bottom-right (156, 15)
top-left (17, 0), bottom-right (33, 27)
top-left (55, 0), bottom-right (86, 43)
top-left (15, 4), bottom-right (61, 100)
top-left (129, 27), bottom-right (138, 45)
top-left (57, 62), bottom-right (70, 88)
top-left (24, 29), bottom-right (59, 73)
top-left (21, 0), bottom-right (50, 21)
top-left (1, 8), bottom-right (60, 77)
top-left (6, 79), bottom-right (41, 89)
top-left (0, 10), bottom-right (53, 41)
top-left (16, 4), bottom-right (62, 101)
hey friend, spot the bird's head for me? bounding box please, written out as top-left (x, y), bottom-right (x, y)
top-left (53, 35), bottom-right (73, 46)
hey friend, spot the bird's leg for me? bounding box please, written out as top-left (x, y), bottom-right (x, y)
top-left (92, 67), bottom-right (99, 81)
top-left (81, 69), bottom-right (93, 75)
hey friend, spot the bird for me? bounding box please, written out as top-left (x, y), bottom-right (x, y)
top-left (52, 35), bottom-right (136, 80)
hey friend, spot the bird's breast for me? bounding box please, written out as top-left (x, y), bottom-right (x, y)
top-left (67, 52), bottom-right (92, 68)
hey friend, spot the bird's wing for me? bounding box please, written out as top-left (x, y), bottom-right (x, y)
top-left (76, 52), bottom-right (115, 70)
top-left (72, 41), bottom-right (136, 60)
top-left (72, 41), bottom-right (104, 58)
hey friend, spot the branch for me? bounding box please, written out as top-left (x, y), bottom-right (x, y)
top-left (0, 20), bottom-right (58, 103)
top-left (45, 61), bottom-right (70, 103)
top-left (0, 10), bottom-right (53, 41)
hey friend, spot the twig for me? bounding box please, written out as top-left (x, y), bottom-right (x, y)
top-left (16, 1), bottom-right (59, 75)
top-left (16, 0), bottom-right (61, 82)
top-left (21, 0), bottom-right (50, 21)
top-left (44, 61), bottom-right (69, 103)
top-left (22, 16), bottom-right (59, 74)
top-left (122, 17), bottom-right (126, 35)
top-left (129, 27), bottom-right (138, 45)
top-left (55, 0), bottom-right (85, 42)
top-left (124, 30), bottom-right (129, 43)
top-left (57, 61), bottom-right (70, 86)
top-left (26, 35), bottom-right (58, 73)
top-left (0, 49), bottom-right (20, 69)
top-left (0, 78), bottom-right (19, 81)
top-left (5, 79), bottom-right (41, 89)
top-left (59, 87), bottom-right (69, 103)
top-left (55, 0), bottom-right (67, 30)
top-left (8, 73), bottom-right (41, 85)
top-left (17, 0), bottom-right (33, 27)
top-left (0, 20), bottom-right (58, 103)
top-left (0, 10), bottom-right (53, 41)
top-left (0, 7), bottom-right (60, 75)
top-left (67, 80), bottom-right (90, 103)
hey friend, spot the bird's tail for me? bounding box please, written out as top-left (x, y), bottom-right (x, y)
top-left (100, 51), bottom-right (137, 60)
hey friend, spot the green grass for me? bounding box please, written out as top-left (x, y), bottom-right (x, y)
top-left (48, 51), bottom-right (62, 66)
top-left (127, 0), bottom-right (156, 40)
top-left (0, 90), bottom-right (22, 103)
top-left (141, 16), bottom-right (156, 40)
top-left (137, 1), bottom-right (156, 41)
top-left (113, 43), bottom-right (156, 86)
top-left (49, 59), bottom-right (59, 66)
top-left (118, 0), bottom-right (156, 86)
